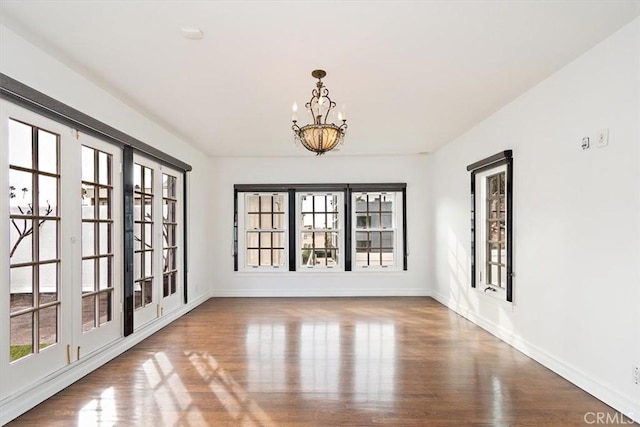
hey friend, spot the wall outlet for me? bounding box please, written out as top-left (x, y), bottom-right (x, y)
top-left (597, 128), bottom-right (609, 147)
top-left (581, 137), bottom-right (590, 149)
top-left (634, 366), bottom-right (640, 385)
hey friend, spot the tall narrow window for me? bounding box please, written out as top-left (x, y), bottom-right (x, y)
top-left (243, 193), bottom-right (287, 269)
top-left (353, 192), bottom-right (398, 269)
top-left (81, 146), bottom-right (114, 332)
top-left (298, 193), bottom-right (342, 269)
top-left (484, 172), bottom-right (506, 288)
top-left (8, 119), bottom-right (60, 362)
top-left (467, 150), bottom-right (513, 302)
top-left (133, 163), bottom-right (154, 309)
top-left (162, 173), bottom-right (178, 297)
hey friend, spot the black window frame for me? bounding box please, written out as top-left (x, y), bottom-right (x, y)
top-left (467, 150), bottom-right (513, 302)
top-left (233, 183), bottom-right (407, 272)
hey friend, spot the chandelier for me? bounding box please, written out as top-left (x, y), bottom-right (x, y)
top-left (292, 69), bottom-right (347, 155)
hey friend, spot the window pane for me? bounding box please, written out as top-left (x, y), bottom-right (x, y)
top-left (247, 213), bottom-right (259, 229)
top-left (82, 294), bottom-right (96, 332)
top-left (133, 164), bottom-right (142, 189)
top-left (144, 251), bottom-right (153, 277)
top-left (381, 213), bottom-right (393, 228)
top-left (133, 193), bottom-right (142, 221)
top-left (98, 188), bottom-right (111, 219)
top-left (134, 281), bottom-right (142, 309)
top-left (301, 195), bottom-right (313, 212)
top-left (272, 232), bottom-right (285, 248)
top-left (163, 200), bottom-right (175, 222)
top-left (39, 263), bottom-right (57, 303)
top-left (370, 213), bottom-right (381, 228)
top-left (260, 214), bottom-right (272, 229)
top-left (247, 195), bottom-right (259, 212)
top-left (369, 197), bottom-right (380, 211)
top-left (301, 213), bottom-right (313, 229)
top-left (9, 119), bottom-right (33, 169)
top-left (247, 232), bottom-right (259, 248)
top-left (9, 219), bottom-right (33, 264)
top-left (134, 253), bottom-right (142, 280)
top-left (313, 195), bottom-right (326, 211)
top-left (133, 223), bottom-right (141, 250)
top-left (143, 196), bottom-right (153, 220)
top-left (381, 231), bottom-right (394, 248)
top-left (273, 195), bottom-right (285, 213)
top-left (82, 146), bottom-right (95, 182)
top-left (260, 195), bottom-right (272, 212)
top-left (260, 232), bottom-right (272, 248)
top-left (167, 224), bottom-right (176, 246)
top-left (355, 214), bottom-right (370, 228)
top-left (38, 129), bottom-right (58, 174)
top-left (9, 169), bottom-right (33, 208)
top-left (259, 249), bottom-right (271, 266)
top-left (144, 224), bottom-right (153, 248)
top-left (38, 174), bottom-right (58, 216)
top-left (82, 259), bottom-right (95, 293)
top-left (170, 272), bottom-right (177, 294)
top-left (99, 257), bottom-right (112, 289)
top-left (246, 249), bottom-right (259, 266)
top-left (381, 248), bottom-right (394, 266)
top-left (10, 313), bottom-right (33, 362)
top-left (99, 223), bottom-right (111, 254)
top-left (356, 231), bottom-right (369, 248)
top-left (10, 266), bottom-right (33, 306)
top-left (143, 279), bottom-right (153, 306)
top-left (99, 291), bottom-right (112, 326)
top-left (39, 220), bottom-right (58, 261)
top-left (272, 249), bottom-right (285, 266)
top-left (273, 213), bottom-right (285, 230)
top-left (144, 167), bottom-right (153, 194)
top-left (314, 213), bottom-right (326, 229)
top-left (82, 184), bottom-right (95, 219)
top-left (98, 151), bottom-right (110, 185)
top-left (39, 305), bottom-right (58, 349)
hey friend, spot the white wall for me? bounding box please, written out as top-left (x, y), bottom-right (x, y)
top-left (0, 24), bottom-right (214, 422)
top-left (209, 154), bottom-right (431, 296)
top-left (428, 18), bottom-right (640, 420)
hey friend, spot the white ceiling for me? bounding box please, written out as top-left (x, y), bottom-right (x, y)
top-left (1, 1), bottom-right (639, 158)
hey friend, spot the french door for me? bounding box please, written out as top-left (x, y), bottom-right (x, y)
top-left (75, 135), bottom-right (122, 357)
top-left (133, 155), bottom-right (182, 329)
top-left (1, 100), bottom-right (122, 399)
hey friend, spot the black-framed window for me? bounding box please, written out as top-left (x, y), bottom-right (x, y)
top-left (352, 192), bottom-right (402, 269)
top-left (239, 193), bottom-right (288, 269)
top-left (467, 151), bottom-right (513, 302)
top-left (298, 192), bottom-right (343, 270)
top-left (233, 183), bottom-right (407, 272)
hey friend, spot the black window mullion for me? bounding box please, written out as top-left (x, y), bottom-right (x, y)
top-left (344, 188), bottom-right (352, 271)
top-left (122, 146), bottom-right (134, 336)
top-left (288, 189), bottom-right (296, 271)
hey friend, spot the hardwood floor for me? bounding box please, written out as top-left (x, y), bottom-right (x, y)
top-left (7, 297), bottom-right (626, 426)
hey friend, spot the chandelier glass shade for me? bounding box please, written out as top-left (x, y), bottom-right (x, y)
top-left (292, 70), bottom-right (347, 155)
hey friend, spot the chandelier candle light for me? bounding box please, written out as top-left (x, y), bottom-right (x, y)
top-left (292, 69), bottom-right (347, 155)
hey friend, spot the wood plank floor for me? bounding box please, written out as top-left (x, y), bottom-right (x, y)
top-left (7, 297), bottom-right (626, 426)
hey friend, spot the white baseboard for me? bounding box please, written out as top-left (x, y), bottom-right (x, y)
top-left (0, 294), bottom-right (209, 426)
top-left (210, 289), bottom-right (430, 297)
top-left (431, 291), bottom-right (640, 424)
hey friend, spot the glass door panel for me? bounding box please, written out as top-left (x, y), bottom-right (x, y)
top-left (1, 101), bottom-right (70, 399)
top-left (133, 155), bottom-right (159, 328)
top-left (161, 168), bottom-right (182, 313)
top-left (76, 134), bottom-right (122, 356)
